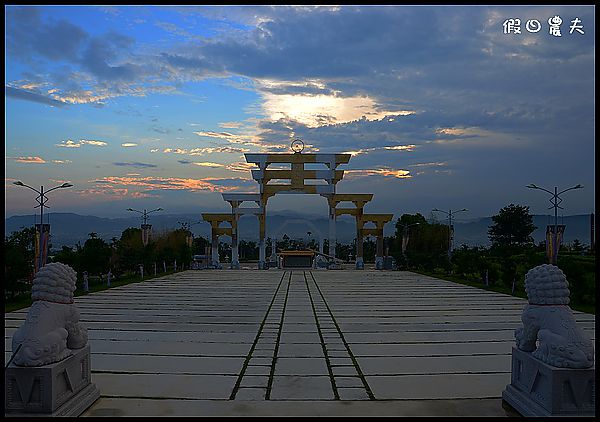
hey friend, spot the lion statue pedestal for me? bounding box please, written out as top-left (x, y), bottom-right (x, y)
top-left (502, 264), bottom-right (595, 416)
top-left (5, 263), bottom-right (100, 416)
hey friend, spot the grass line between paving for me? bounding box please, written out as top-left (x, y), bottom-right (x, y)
top-left (265, 270), bottom-right (292, 400)
top-left (308, 271), bottom-right (376, 401)
top-left (303, 270), bottom-right (340, 400)
top-left (229, 271), bottom-right (287, 400)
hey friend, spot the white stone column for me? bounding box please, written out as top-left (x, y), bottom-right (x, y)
top-left (258, 239), bottom-right (266, 270)
top-left (258, 209), bottom-right (266, 270)
top-left (328, 205), bottom-right (336, 258)
top-left (356, 227), bottom-right (364, 270)
top-left (231, 213), bottom-right (240, 269)
top-left (375, 235), bottom-right (384, 270)
top-left (211, 234), bottom-right (219, 268)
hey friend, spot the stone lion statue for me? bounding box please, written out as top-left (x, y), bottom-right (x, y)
top-left (515, 264), bottom-right (594, 369)
top-left (11, 262), bottom-right (88, 367)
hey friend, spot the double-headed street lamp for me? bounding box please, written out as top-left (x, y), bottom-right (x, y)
top-left (178, 220), bottom-right (202, 247)
top-left (127, 207), bottom-right (163, 246)
top-left (526, 183), bottom-right (583, 265)
top-left (13, 181), bottom-right (74, 272)
top-left (432, 208), bottom-right (468, 261)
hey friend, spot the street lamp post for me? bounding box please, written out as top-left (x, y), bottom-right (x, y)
top-left (178, 220), bottom-right (202, 248)
top-left (397, 222), bottom-right (420, 267)
top-left (432, 208), bottom-right (468, 262)
top-left (13, 181), bottom-right (73, 273)
top-left (526, 183), bottom-right (583, 265)
top-left (127, 207), bottom-right (163, 246)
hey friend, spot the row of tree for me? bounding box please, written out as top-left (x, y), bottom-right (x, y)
top-left (5, 203), bottom-right (594, 307)
top-left (387, 204), bottom-right (594, 307)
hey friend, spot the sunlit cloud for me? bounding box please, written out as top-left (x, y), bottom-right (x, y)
top-left (10, 156), bottom-right (46, 164)
top-left (409, 161), bottom-right (447, 168)
top-left (194, 131), bottom-right (236, 139)
top-left (192, 162), bottom-right (225, 168)
top-left (261, 92), bottom-right (416, 128)
top-left (193, 130), bottom-right (294, 152)
top-left (52, 159), bottom-right (73, 164)
top-left (343, 148), bottom-right (376, 157)
top-left (435, 127), bottom-right (483, 137)
top-left (384, 145), bottom-right (416, 151)
top-left (345, 168), bottom-right (411, 179)
top-left (121, 142), bottom-right (138, 147)
top-left (219, 121), bottom-right (243, 129)
top-left (225, 161), bottom-right (258, 173)
top-left (91, 175), bottom-right (254, 193)
top-left (163, 145), bottom-right (251, 156)
top-left (343, 144), bottom-right (416, 156)
top-left (56, 139), bottom-right (108, 148)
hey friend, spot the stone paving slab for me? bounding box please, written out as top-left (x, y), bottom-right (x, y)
top-left (270, 376), bottom-right (335, 400)
top-left (4, 269), bottom-right (595, 417)
top-left (82, 397), bottom-right (512, 416)
top-left (92, 373), bottom-right (237, 399)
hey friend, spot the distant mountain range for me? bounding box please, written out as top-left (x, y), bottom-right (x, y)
top-left (4, 212), bottom-right (595, 249)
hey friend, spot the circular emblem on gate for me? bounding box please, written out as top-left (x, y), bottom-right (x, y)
top-left (291, 139), bottom-right (305, 153)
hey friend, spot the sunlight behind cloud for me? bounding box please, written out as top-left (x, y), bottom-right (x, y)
top-left (262, 93), bottom-right (415, 128)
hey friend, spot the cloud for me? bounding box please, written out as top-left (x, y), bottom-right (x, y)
top-left (91, 175), bottom-right (257, 193)
top-left (219, 121), bottom-right (243, 129)
top-left (113, 162), bottom-right (158, 168)
top-left (345, 168), bottom-right (411, 179)
top-left (261, 92), bottom-right (416, 128)
top-left (52, 159), bottom-right (73, 164)
top-left (163, 145), bottom-right (251, 156)
top-left (56, 139), bottom-right (108, 148)
top-left (6, 86), bottom-right (67, 107)
top-left (6, 6), bottom-right (88, 62)
top-left (121, 142), bottom-right (138, 147)
top-left (192, 162), bottom-right (226, 168)
top-left (10, 156), bottom-right (46, 164)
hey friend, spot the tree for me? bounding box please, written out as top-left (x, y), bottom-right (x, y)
top-left (4, 226), bottom-right (36, 298)
top-left (192, 236), bottom-right (209, 255)
top-left (115, 227), bottom-right (144, 273)
top-left (80, 234), bottom-right (112, 275)
top-left (488, 204), bottom-right (536, 248)
top-left (52, 245), bottom-right (80, 273)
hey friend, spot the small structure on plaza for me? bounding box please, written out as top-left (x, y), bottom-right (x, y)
top-left (503, 264), bottom-right (595, 416)
top-left (279, 250), bottom-right (316, 268)
top-left (5, 262), bottom-right (100, 416)
top-left (201, 140), bottom-right (396, 270)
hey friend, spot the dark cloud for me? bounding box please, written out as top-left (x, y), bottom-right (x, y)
top-left (6, 6), bottom-right (88, 62)
top-left (5, 86), bottom-right (66, 107)
top-left (113, 162), bottom-right (158, 168)
top-left (81, 35), bottom-right (140, 81)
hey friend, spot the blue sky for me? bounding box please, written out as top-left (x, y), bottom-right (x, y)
top-left (5, 5), bottom-right (595, 221)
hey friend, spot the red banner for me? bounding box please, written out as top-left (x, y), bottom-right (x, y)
top-left (546, 224), bottom-right (565, 263)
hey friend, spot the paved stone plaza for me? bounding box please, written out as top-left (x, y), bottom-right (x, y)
top-left (4, 270), bottom-right (595, 416)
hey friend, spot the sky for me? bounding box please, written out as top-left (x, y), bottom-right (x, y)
top-left (4, 5), bottom-right (595, 223)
